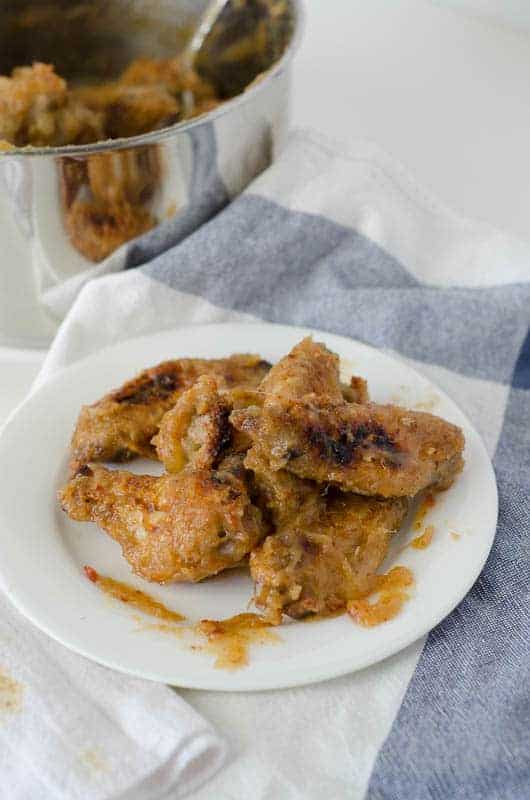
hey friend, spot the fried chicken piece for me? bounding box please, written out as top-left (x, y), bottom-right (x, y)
top-left (342, 375), bottom-right (369, 404)
top-left (244, 444), bottom-right (323, 527)
top-left (154, 338), bottom-right (357, 477)
top-left (69, 355), bottom-right (270, 475)
top-left (72, 83), bottom-right (179, 139)
top-left (233, 396), bottom-right (465, 498)
top-left (152, 372), bottom-right (321, 528)
top-left (258, 337), bottom-right (368, 403)
top-left (224, 338), bottom-right (366, 526)
top-left (251, 491), bottom-right (409, 621)
top-left (153, 376), bottom-right (255, 473)
top-left (119, 56), bottom-right (218, 115)
top-left (237, 338), bottom-right (342, 526)
top-left (260, 337), bottom-right (344, 400)
top-left (0, 56), bottom-right (220, 149)
top-left (0, 63), bottom-right (104, 147)
top-left (59, 458), bottom-right (265, 583)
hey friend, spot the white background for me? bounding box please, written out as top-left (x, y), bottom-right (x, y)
top-left (3, 0), bottom-right (530, 416)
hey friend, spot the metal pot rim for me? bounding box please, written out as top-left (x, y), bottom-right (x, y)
top-left (0, 0), bottom-right (304, 159)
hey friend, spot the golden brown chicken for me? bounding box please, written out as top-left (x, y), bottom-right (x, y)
top-left (59, 336), bottom-right (464, 625)
top-left (0, 63), bottom-right (104, 148)
top-left (233, 396), bottom-right (465, 498)
top-left (259, 337), bottom-right (368, 404)
top-left (0, 57), bottom-right (220, 149)
top-left (153, 339), bottom-right (368, 476)
top-left (59, 457), bottom-right (265, 583)
top-left (251, 491), bottom-right (409, 621)
top-left (118, 56), bottom-right (219, 120)
top-left (69, 355), bottom-right (270, 475)
top-left (236, 338), bottom-right (429, 621)
top-left (72, 83), bottom-right (179, 140)
top-left (153, 376), bottom-right (256, 473)
top-left (236, 337), bottom-right (368, 527)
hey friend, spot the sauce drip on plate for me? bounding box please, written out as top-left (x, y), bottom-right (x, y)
top-left (84, 567), bottom-right (278, 670)
top-left (413, 493), bottom-right (435, 531)
top-left (347, 566), bottom-right (414, 627)
top-left (197, 613), bottom-right (279, 670)
top-left (410, 524), bottom-right (435, 550)
top-left (84, 566), bottom-right (185, 623)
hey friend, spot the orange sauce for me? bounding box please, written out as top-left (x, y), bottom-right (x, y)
top-left (0, 668), bottom-right (24, 715)
top-left (410, 524), bottom-right (435, 550)
top-left (347, 566), bottom-right (414, 627)
top-left (84, 567), bottom-right (278, 670)
top-left (413, 493), bottom-right (435, 531)
top-left (84, 566), bottom-right (185, 624)
top-left (196, 613), bottom-right (279, 670)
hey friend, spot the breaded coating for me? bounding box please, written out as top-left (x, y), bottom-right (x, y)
top-left (233, 396), bottom-right (465, 497)
top-left (69, 355), bottom-right (270, 475)
top-left (0, 63), bottom-right (103, 147)
top-left (72, 83), bottom-right (179, 139)
top-left (1, 57), bottom-right (219, 148)
top-left (154, 338), bottom-right (352, 478)
top-left (240, 338), bottom-right (341, 526)
top-left (153, 376), bottom-right (255, 473)
top-left (118, 57), bottom-right (219, 119)
top-left (342, 375), bottom-right (369, 404)
top-left (59, 458), bottom-right (265, 583)
top-left (251, 491), bottom-right (409, 621)
top-left (258, 337), bottom-right (368, 403)
top-left (244, 444), bottom-right (323, 528)
top-left (260, 337), bottom-right (345, 400)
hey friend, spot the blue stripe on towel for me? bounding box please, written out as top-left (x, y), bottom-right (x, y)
top-left (142, 194), bottom-right (530, 383)
top-left (367, 330), bottom-right (530, 800)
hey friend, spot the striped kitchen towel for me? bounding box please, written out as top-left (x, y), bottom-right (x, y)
top-left (42, 129), bottom-right (530, 800)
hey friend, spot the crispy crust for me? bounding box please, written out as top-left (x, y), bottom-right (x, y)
top-left (234, 396), bottom-right (465, 497)
top-left (251, 491), bottom-right (409, 620)
top-left (69, 355), bottom-right (270, 475)
top-left (59, 460), bottom-right (265, 583)
top-left (0, 57), bottom-right (219, 148)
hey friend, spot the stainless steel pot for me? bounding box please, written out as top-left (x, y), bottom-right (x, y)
top-left (0, 0), bottom-right (302, 346)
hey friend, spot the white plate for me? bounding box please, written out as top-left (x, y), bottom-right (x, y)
top-left (0, 323), bottom-right (497, 691)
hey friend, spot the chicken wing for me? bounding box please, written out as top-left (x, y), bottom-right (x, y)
top-left (259, 336), bottom-right (368, 403)
top-left (0, 63), bottom-right (105, 148)
top-left (153, 339), bottom-right (368, 476)
top-left (238, 338), bottom-right (346, 527)
top-left (69, 354), bottom-right (270, 475)
top-left (251, 491), bottom-right (409, 621)
top-left (233, 396), bottom-right (465, 498)
top-left (153, 376), bottom-right (258, 473)
top-left (59, 457), bottom-right (265, 583)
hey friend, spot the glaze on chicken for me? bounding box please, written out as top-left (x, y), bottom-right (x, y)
top-left (59, 457), bottom-right (265, 583)
top-left (233, 396), bottom-right (464, 498)
top-left (69, 354), bottom-right (270, 475)
top-left (251, 491), bottom-right (409, 621)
